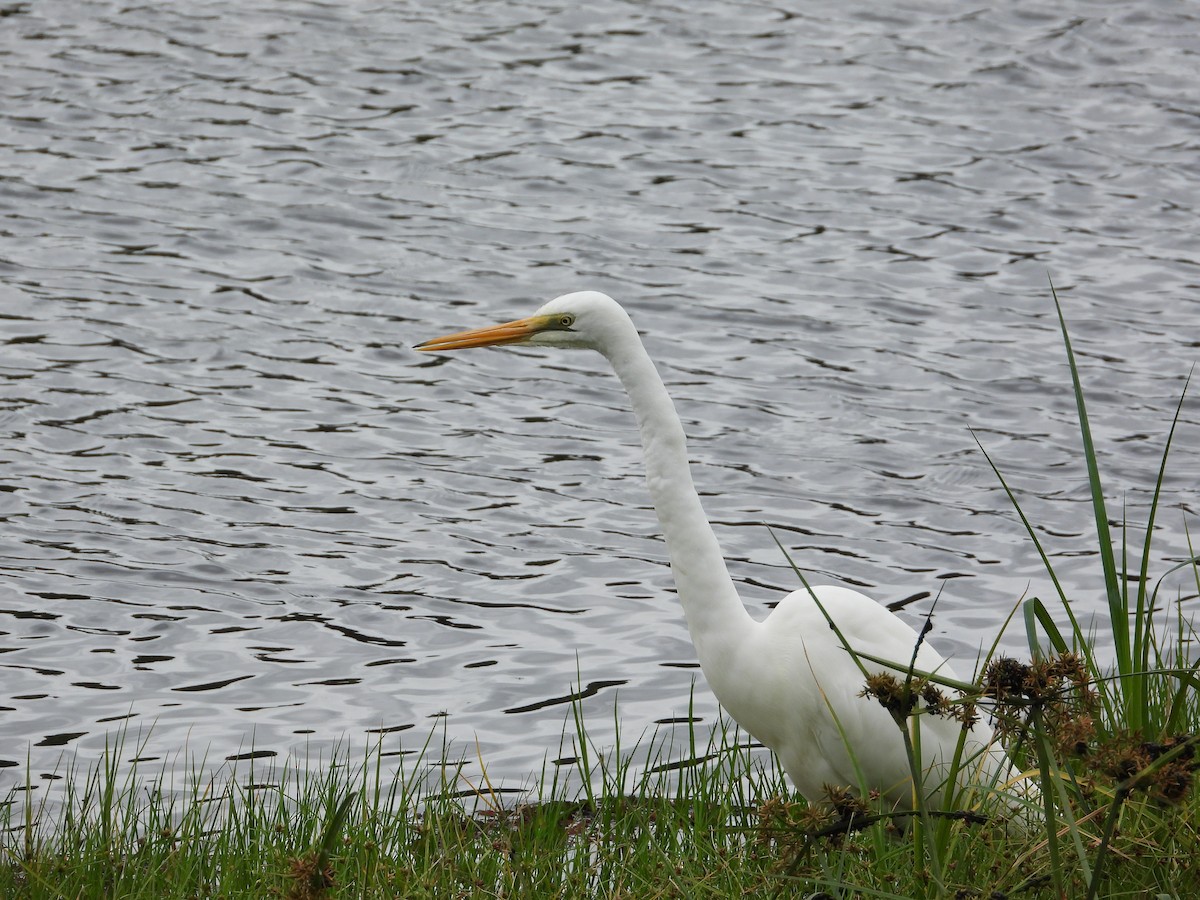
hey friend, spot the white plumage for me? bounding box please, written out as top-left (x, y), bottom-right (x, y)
top-left (418, 291), bottom-right (1025, 813)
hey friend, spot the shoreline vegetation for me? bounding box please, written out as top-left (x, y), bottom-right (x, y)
top-left (4, 289), bottom-right (1198, 898)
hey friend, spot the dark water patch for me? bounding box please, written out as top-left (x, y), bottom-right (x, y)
top-left (505, 680), bottom-right (628, 715)
top-left (226, 750), bottom-right (278, 762)
top-left (36, 733), bottom-right (87, 748)
top-left (172, 675), bottom-right (255, 693)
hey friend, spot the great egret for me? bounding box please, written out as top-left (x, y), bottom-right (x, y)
top-left (418, 291), bottom-right (1025, 813)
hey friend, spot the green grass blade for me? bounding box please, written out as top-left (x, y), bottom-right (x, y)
top-left (1166, 663), bottom-right (1200, 733)
top-left (769, 528), bottom-right (873, 682)
top-left (971, 430), bottom-right (1072, 614)
top-left (972, 432), bottom-right (1109, 710)
top-left (1134, 368), bottom-right (1193, 680)
top-left (1022, 596), bottom-right (1071, 660)
top-left (1049, 282), bottom-right (1128, 680)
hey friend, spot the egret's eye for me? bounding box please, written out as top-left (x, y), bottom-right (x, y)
top-left (559, 314), bottom-right (575, 328)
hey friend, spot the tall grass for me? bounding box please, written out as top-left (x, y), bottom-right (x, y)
top-left (980, 287), bottom-right (1198, 732)
top-left (971, 284), bottom-right (1200, 897)
top-left (1, 704), bottom-right (794, 899)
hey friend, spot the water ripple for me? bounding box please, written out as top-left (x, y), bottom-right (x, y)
top-left (1, 0), bottom-right (1197, 793)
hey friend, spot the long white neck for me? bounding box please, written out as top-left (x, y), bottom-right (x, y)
top-left (600, 334), bottom-right (758, 663)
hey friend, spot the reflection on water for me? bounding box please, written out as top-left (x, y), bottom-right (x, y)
top-left (0, 0), bottom-right (1197, 795)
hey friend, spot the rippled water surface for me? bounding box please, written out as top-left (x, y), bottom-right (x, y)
top-left (2, 0), bottom-right (1198, 793)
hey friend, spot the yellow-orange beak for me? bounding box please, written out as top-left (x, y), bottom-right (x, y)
top-left (415, 314), bottom-right (554, 352)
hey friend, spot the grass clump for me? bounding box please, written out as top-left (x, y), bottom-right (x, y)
top-left (0, 717), bottom-right (795, 899)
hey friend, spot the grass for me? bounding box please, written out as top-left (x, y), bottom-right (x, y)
top-left (3, 286), bottom-right (1198, 898)
top-left (0, 711), bottom-right (791, 899)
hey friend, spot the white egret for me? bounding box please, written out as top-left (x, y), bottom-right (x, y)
top-left (417, 291), bottom-right (1026, 814)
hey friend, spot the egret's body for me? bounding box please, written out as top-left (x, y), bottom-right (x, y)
top-left (418, 291), bottom-right (1022, 811)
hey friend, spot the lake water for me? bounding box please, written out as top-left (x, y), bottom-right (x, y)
top-left (1, 0), bottom-right (1197, 799)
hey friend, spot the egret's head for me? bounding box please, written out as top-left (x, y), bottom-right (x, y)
top-left (416, 291), bottom-right (634, 355)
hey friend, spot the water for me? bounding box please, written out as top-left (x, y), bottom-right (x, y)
top-left (1, 0), bottom-right (1197, 796)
